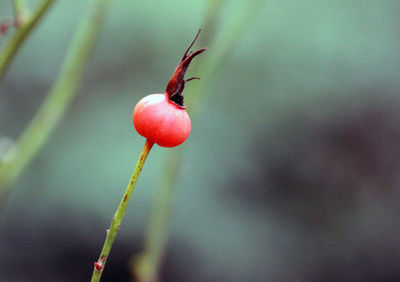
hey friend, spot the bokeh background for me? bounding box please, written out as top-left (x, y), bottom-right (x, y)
top-left (1, 0), bottom-right (400, 281)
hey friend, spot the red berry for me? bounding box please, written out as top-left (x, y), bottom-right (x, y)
top-left (132, 30), bottom-right (206, 147)
top-left (133, 93), bottom-right (191, 147)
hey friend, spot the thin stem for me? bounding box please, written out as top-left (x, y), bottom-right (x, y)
top-left (91, 139), bottom-right (154, 282)
top-left (0, 0), bottom-right (54, 83)
top-left (0, 0), bottom-right (112, 204)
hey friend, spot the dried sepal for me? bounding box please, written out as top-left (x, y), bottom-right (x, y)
top-left (166, 30), bottom-right (206, 108)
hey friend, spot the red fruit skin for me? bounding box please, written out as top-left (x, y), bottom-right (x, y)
top-left (133, 93), bottom-right (191, 147)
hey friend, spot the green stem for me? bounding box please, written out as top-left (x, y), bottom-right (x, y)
top-left (0, 0), bottom-right (54, 83)
top-left (0, 0), bottom-right (112, 203)
top-left (91, 139), bottom-right (154, 282)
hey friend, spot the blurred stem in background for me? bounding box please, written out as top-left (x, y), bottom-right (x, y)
top-left (0, 0), bottom-right (54, 83)
top-left (132, 0), bottom-right (267, 281)
top-left (132, 150), bottom-right (184, 282)
top-left (0, 0), bottom-right (113, 205)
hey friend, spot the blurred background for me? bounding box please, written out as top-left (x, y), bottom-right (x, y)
top-left (1, 0), bottom-right (400, 281)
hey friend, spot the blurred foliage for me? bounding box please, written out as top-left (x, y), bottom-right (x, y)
top-left (1, 0), bottom-right (400, 281)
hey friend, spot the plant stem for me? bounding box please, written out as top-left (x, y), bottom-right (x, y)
top-left (0, 0), bottom-right (112, 204)
top-left (91, 139), bottom-right (154, 282)
top-left (0, 0), bottom-right (54, 83)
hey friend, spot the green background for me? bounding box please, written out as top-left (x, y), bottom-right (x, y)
top-left (1, 0), bottom-right (400, 281)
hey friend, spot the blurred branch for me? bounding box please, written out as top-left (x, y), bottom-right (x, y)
top-left (199, 0), bottom-right (224, 47)
top-left (132, 151), bottom-right (183, 282)
top-left (131, 0), bottom-right (267, 281)
top-left (187, 0), bottom-right (268, 115)
top-left (0, 0), bottom-right (54, 83)
top-left (0, 0), bottom-right (113, 204)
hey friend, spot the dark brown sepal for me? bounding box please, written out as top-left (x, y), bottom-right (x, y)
top-left (166, 30), bottom-right (206, 108)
